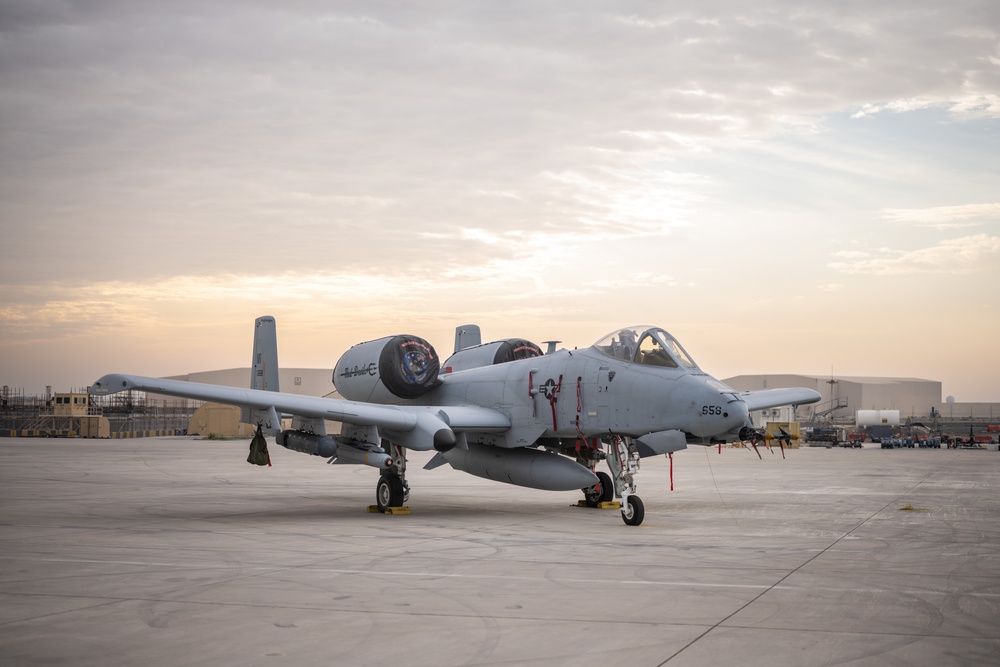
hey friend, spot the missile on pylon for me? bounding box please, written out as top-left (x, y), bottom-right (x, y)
top-left (442, 442), bottom-right (598, 491)
top-left (331, 443), bottom-right (393, 468)
top-left (276, 430), bottom-right (391, 469)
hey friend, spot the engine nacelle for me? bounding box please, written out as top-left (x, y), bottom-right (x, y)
top-left (442, 338), bottom-right (543, 373)
top-left (334, 334), bottom-right (441, 403)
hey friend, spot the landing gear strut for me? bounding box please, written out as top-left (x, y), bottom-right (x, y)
top-left (606, 436), bottom-right (644, 526)
top-left (374, 441), bottom-right (409, 512)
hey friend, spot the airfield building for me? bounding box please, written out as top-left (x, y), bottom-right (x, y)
top-left (722, 374), bottom-right (995, 421)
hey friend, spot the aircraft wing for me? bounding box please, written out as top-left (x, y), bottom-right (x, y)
top-left (91, 373), bottom-right (510, 449)
top-left (740, 387), bottom-right (822, 412)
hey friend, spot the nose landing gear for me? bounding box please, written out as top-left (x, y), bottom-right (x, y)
top-left (607, 436), bottom-right (644, 526)
top-left (621, 494), bottom-right (644, 526)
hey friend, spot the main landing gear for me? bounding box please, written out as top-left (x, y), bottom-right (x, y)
top-left (583, 471), bottom-right (614, 507)
top-left (579, 436), bottom-right (645, 526)
top-left (374, 442), bottom-right (410, 513)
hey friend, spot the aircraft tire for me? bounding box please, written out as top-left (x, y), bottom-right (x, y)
top-left (583, 472), bottom-right (615, 507)
top-left (376, 474), bottom-right (405, 511)
top-left (597, 472), bottom-right (614, 504)
top-left (622, 495), bottom-right (644, 526)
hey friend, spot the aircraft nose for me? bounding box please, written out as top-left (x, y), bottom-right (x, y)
top-left (728, 396), bottom-right (751, 429)
top-left (690, 377), bottom-right (750, 438)
top-left (715, 382), bottom-right (750, 426)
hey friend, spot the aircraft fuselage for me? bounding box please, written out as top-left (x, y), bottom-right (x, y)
top-left (397, 346), bottom-right (750, 448)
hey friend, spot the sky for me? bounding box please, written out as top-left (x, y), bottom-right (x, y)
top-left (1, 1), bottom-right (999, 402)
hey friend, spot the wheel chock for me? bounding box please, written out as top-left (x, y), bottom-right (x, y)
top-left (575, 500), bottom-right (622, 509)
top-left (367, 505), bottom-right (411, 515)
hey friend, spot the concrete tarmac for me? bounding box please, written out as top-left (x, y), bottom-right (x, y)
top-left (1, 437), bottom-right (998, 666)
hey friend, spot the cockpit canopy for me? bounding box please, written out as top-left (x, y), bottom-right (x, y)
top-left (593, 326), bottom-right (699, 370)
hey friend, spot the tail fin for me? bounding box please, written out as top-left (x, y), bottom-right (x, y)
top-left (454, 324), bottom-right (482, 353)
top-left (242, 315), bottom-right (280, 432)
top-left (250, 315), bottom-right (280, 392)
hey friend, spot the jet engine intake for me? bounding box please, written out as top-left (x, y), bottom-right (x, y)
top-left (443, 338), bottom-right (543, 372)
top-left (334, 334), bottom-right (441, 403)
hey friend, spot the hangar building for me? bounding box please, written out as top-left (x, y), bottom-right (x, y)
top-left (722, 374), bottom-right (997, 421)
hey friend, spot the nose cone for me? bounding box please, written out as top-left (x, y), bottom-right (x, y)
top-left (687, 376), bottom-right (751, 439)
top-left (728, 396), bottom-right (751, 431)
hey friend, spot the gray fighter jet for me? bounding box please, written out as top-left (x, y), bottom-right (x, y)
top-left (92, 316), bottom-right (820, 526)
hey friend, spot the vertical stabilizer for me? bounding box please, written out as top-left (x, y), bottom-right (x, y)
top-left (250, 316), bottom-right (280, 392)
top-left (242, 315), bottom-right (281, 432)
top-left (454, 324), bottom-right (482, 353)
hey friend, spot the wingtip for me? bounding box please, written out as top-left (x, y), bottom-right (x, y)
top-left (91, 373), bottom-right (131, 396)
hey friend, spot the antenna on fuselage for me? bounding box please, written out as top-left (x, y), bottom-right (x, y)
top-left (542, 341), bottom-right (561, 355)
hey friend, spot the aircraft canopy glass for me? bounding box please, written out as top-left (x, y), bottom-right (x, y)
top-left (592, 326), bottom-right (698, 369)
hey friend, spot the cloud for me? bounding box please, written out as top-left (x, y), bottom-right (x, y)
top-left (879, 203), bottom-right (1000, 229)
top-left (2, 268), bottom-right (479, 335)
top-left (828, 234), bottom-right (1000, 275)
top-left (2, 3), bottom-right (1000, 394)
top-left (0, 256), bottom-right (693, 343)
top-left (948, 92), bottom-right (1000, 118)
top-left (851, 99), bottom-right (938, 118)
top-left (3, 6), bottom-right (997, 259)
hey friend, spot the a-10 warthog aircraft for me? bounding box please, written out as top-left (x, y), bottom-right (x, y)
top-left (92, 316), bottom-right (821, 525)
